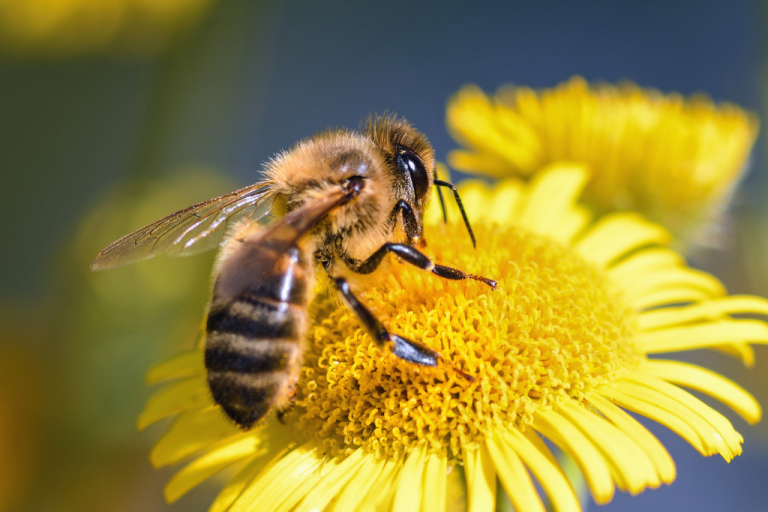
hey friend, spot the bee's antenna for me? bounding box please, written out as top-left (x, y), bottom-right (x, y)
top-left (434, 180), bottom-right (476, 248)
top-left (433, 169), bottom-right (448, 223)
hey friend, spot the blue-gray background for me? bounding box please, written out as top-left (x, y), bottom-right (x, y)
top-left (2, 0), bottom-right (767, 510)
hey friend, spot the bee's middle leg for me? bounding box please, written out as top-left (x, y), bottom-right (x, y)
top-left (332, 277), bottom-right (440, 367)
top-left (348, 243), bottom-right (497, 289)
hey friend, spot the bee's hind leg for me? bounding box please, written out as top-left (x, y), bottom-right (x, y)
top-left (332, 277), bottom-right (474, 380)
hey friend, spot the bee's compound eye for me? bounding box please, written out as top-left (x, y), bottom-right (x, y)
top-left (396, 148), bottom-right (429, 200)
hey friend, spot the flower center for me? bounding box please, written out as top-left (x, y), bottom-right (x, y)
top-left (296, 222), bottom-right (641, 460)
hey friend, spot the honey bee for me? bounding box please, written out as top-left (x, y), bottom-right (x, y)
top-left (92, 115), bottom-right (496, 429)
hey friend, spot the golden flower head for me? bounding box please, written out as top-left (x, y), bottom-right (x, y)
top-left (446, 76), bottom-right (759, 244)
top-left (140, 165), bottom-right (768, 512)
top-left (0, 0), bottom-right (215, 57)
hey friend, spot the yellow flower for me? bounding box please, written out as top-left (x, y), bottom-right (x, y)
top-left (446, 76), bottom-right (758, 244)
top-left (140, 165), bottom-right (768, 512)
top-left (0, 0), bottom-right (215, 57)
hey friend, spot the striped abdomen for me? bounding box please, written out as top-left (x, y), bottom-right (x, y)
top-left (205, 245), bottom-right (309, 429)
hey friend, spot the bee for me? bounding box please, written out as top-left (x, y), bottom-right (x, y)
top-left (92, 114), bottom-right (496, 429)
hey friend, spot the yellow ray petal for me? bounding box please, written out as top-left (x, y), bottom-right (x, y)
top-left (391, 445), bottom-right (429, 512)
top-left (209, 441), bottom-right (293, 512)
top-left (455, 180), bottom-right (493, 225)
top-left (597, 385), bottom-right (709, 456)
top-left (146, 350), bottom-right (204, 384)
top-left (643, 360), bottom-right (761, 424)
top-left (638, 296), bottom-right (768, 331)
top-left (165, 432), bottom-right (274, 504)
top-left (711, 342), bottom-right (755, 367)
top-left (558, 402), bottom-right (659, 493)
top-left (607, 248), bottom-right (683, 285)
top-left (293, 449), bottom-right (367, 512)
top-left (138, 375), bottom-right (210, 430)
top-left (360, 458), bottom-right (401, 512)
top-left (422, 452), bottom-right (448, 512)
top-left (150, 406), bottom-right (241, 467)
top-left (447, 150), bottom-right (512, 178)
top-left (621, 269), bottom-right (725, 303)
top-left (587, 393), bottom-right (675, 484)
top-left (485, 435), bottom-right (546, 512)
top-left (550, 204), bottom-right (592, 245)
top-left (330, 455), bottom-right (392, 512)
top-left (639, 319), bottom-right (768, 353)
top-left (517, 163), bottom-right (589, 237)
top-left (575, 213), bottom-right (671, 267)
top-left (612, 379), bottom-right (739, 460)
top-left (463, 444), bottom-right (497, 512)
top-left (229, 440), bottom-right (325, 512)
top-left (631, 288), bottom-right (710, 311)
top-left (499, 428), bottom-right (580, 512)
top-left (623, 372), bottom-right (744, 460)
top-left (485, 178), bottom-right (525, 225)
top-left (533, 410), bottom-right (614, 504)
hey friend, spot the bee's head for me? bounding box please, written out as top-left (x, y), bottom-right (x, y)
top-left (362, 113), bottom-right (434, 212)
top-left (362, 114), bottom-right (435, 245)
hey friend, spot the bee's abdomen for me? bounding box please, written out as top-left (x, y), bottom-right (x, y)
top-left (205, 257), bottom-right (309, 429)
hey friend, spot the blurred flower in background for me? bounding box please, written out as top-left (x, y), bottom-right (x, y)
top-left (140, 166), bottom-right (768, 512)
top-left (0, 0), bottom-right (217, 57)
top-left (446, 77), bottom-right (759, 246)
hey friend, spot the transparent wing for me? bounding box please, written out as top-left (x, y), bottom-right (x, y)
top-left (214, 185), bottom-right (350, 301)
top-left (92, 182), bottom-right (276, 271)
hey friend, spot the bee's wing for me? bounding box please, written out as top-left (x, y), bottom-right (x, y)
top-left (214, 185), bottom-right (349, 301)
top-left (91, 182), bottom-right (276, 271)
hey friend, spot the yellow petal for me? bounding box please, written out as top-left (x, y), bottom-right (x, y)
top-left (209, 441), bottom-right (293, 512)
top-left (165, 432), bottom-right (271, 503)
top-left (638, 296), bottom-right (768, 331)
top-left (150, 406), bottom-right (241, 467)
top-left (229, 440), bottom-right (325, 512)
top-left (645, 360), bottom-right (761, 425)
top-left (485, 178), bottom-right (525, 225)
top-left (485, 435), bottom-right (546, 512)
top-left (500, 428), bottom-right (580, 512)
top-left (293, 449), bottom-right (367, 512)
top-left (533, 410), bottom-right (614, 504)
top-left (447, 150), bottom-right (512, 178)
top-left (623, 372), bottom-right (743, 461)
top-left (455, 180), bottom-right (493, 225)
top-left (631, 288), bottom-right (710, 311)
top-left (558, 402), bottom-right (659, 493)
top-left (330, 455), bottom-right (392, 512)
top-left (612, 379), bottom-right (740, 460)
top-left (608, 248), bottom-right (683, 285)
top-left (145, 350), bottom-right (204, 384)
top-left (422, 452), bottom-right (448, 512)
top-left (391, 445), bottom-right (429, 512)
top-left (575, 213), bottom-right (671, 267)
top-left (550, 204), bottom-right (592, 245)
top-left (463, 444), bottom-right (496, 512)
top-left (621, 269), bottom-right (724, 304)
top-left (597, 385), bottom-right (708, 456)
top-left (138, 375), bottom-right (210, 430)
top-left (518, 163), bottom-right (589, 238)
top-left (588, 394), bottom-right (675, 484)
top-left (711, 343), bottom-right (755, 366)
top-left (639, 319), bottom-right (768, 353)
top-left (358, 458), bottom-right (401, 512)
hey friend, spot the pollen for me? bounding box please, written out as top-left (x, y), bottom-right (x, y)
top-left (296, 222), bottom-right (640, 460)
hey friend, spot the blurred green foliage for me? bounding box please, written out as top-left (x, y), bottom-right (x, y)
top-left (9, 169), bottom-right (233, 511)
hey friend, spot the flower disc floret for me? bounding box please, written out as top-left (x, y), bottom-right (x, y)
top-left (297, 222), bottom-right (640, 459)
